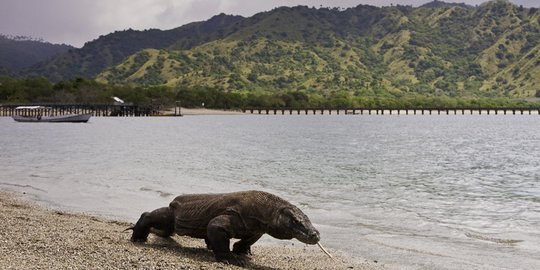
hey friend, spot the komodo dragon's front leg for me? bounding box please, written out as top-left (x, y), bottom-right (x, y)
top-left (233, 234), bottom-right (263, 255)
top-left (207, 214), bottom-right (250, 266)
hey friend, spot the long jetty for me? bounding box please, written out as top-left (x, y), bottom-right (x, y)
top-left (3, 104), bottom-right (540, 117)
top-left (242, 107), bottom-right (540, 115)
top-left (0, 103), bottom-right (156, 117)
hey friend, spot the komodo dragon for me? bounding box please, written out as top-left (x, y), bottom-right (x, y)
top-left (128, 190), bottom-right (326, 266)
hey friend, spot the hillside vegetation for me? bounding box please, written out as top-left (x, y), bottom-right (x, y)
top-left (23, 14), bottom-right (243, 81)
top-left (0, 35), bottom-right (73, 75)
top-left (91, 0), bottom-right (540, 99)
top-left (7, 0), bottom-right (540, 109)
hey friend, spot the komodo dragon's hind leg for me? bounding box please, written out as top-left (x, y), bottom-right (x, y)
top-left (131, 207), bottom-right (175, 242)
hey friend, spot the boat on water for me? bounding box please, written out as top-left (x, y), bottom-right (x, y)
top-left (12, 106), bottom-right (91, 123)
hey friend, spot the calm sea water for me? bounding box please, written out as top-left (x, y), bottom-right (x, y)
top-left (1, 115), bottom-right (539, 269)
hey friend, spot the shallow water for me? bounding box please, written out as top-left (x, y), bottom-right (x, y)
top-left (1, 115), bottom-right (539, 269)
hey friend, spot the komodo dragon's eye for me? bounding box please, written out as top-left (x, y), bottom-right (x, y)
top-left (290, 218), bottom-right (301, 227)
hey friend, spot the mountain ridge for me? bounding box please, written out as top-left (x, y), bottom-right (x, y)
top-left (16, 0), bottom-right (540, 98)
top-left (22, 13), bottom-right (244, 81)
top-left (0, 35), bottom-right (73, 75)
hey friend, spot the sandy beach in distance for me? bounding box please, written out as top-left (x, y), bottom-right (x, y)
top-left (0, 191), bottom-right (385, 270)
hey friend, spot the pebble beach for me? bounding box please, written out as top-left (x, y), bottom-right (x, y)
top-left (0, 191), bottom-right (385, 270)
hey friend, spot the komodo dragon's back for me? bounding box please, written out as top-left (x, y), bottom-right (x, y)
top-left (170, 191), bottom-right (291, 234)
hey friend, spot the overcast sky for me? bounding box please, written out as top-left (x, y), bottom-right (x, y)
top-left (1, 0), bottom-right (538, 47)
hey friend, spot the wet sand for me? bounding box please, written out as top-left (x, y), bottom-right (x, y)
top-left (0, 191), bottom-right (385, 269)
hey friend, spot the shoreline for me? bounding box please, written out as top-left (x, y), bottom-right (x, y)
top-left (0, 191), bottom-right (384, 269)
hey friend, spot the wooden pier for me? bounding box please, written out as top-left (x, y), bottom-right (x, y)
top-left (242, 108), bottom-right (540, 115)
top-left (0, 103), bottom-right (156, 117)
top-left (3, 105), bottom-right (540, 117)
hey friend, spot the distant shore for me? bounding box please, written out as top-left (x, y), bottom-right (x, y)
top-left (0, 191), bottom-right (384, 270)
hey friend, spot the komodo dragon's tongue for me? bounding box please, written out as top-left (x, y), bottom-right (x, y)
top-left (317, 242), bottom-right (335, 260)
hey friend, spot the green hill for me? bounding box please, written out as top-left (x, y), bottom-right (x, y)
top-left (23, 14), bottom-right (243, 81)
top-left (0, 35), bottom-right (73, 75)
top-left (25, 0), bottom-right (540, 98)
top-left (95, 0), bottom-right (540, 98)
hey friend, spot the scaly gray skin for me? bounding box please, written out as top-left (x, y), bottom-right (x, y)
top-left (129, 190), bottom-right (320, 266)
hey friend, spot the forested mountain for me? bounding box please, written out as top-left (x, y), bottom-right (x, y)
top-left (0, 35), bottom-right (73, 75)
top-left (23, 14), bottom-right (243, 81)
top-left (24, 0), bottom-right (540, 98)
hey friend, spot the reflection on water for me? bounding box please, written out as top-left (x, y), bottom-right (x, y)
top-left (1, 115), bottom-right (539, 269)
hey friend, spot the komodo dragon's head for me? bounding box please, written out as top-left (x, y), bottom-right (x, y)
top-left (269, 206), bottom-right (320, 245)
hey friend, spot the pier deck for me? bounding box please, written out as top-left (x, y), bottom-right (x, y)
top-left (0, 103), bottom-right (157, 117)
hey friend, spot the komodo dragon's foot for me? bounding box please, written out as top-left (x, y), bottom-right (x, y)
top-left (232, 243), bottom-right (252, 255)
top-left (215, 252), bottom-right (249, 267)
